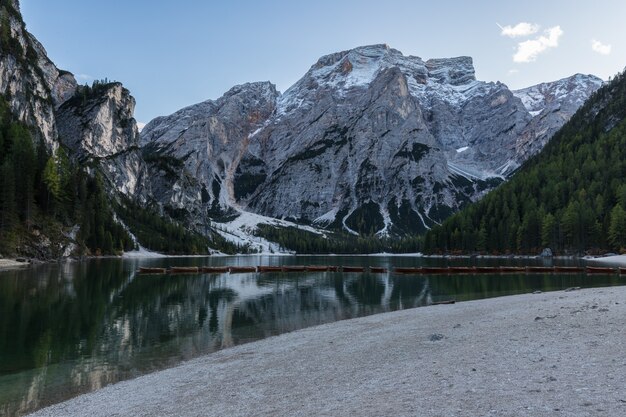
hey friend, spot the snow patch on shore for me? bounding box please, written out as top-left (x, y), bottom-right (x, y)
top-left (122, 247), bottom-right (168, 258)
top-left (586, 254), bottom-right (626, 266)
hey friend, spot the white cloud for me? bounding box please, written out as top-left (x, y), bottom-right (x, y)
top-left (591, 39), bottom-right (611, 55)
top-left (507, 69), bottom-right (519, 76)
top-left (513, 26), bottom-right (563, 63)
top-left (499, 22), bottom-right (540, 38)
top-left (136, 122), bottom-right (146, 132)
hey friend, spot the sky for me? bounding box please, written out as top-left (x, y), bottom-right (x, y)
top-left (20, 0), bottom-right (626, 126)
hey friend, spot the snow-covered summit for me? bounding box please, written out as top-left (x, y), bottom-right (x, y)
top-left (138, 44), bottom-right (602, 238)
top-left (513, 73), bottom-right (603, 115)
top-left (277, 45), bottom-right (486, 117)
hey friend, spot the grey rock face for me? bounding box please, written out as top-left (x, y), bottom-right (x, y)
top-left (141, 45), bottom-right (602, 236)
top-left (57, 83), bottom-right (138, 159)
top-left (56, 83), bottom-right (149, 199)
top-left (512, 74), bottom-right (603, 163)
top-left (0, 2), bottom-right (77, 147)
top-left (141, 82), bottom-right (279, 225)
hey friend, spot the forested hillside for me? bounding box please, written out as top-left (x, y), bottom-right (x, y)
top-left (0, 96), bottom-right (135, 257)
top-left (0, 91), bottom-right (239, 257)
top-left (423, 70), bottom-right (626, 255)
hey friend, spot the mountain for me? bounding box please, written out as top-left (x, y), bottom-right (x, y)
top-left (0, 2), bottom-right (607, 256)
top-left (423, 70), bottom-right (626, 255)
top-left (141, 44), bottom-right (602, 238)
top-left (0, 0), bottom-right (76, 146)
top-left (512, 73), bottom-right (603, 162)
top-left (0, 1), bottom-right (230, 258)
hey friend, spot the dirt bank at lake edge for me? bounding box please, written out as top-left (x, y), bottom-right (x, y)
top-left (29, 286), bottom-right (626, 417)
top-left (0, 258), bottom-right (30, 270)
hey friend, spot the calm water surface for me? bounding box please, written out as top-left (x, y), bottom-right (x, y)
top-left (0, 255), bottom-right (623, 416)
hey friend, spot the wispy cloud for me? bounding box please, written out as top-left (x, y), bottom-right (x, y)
top-left (498, 22), bottom-right (540, 38)
top-left (75, 73), bottom-right (94, 82)
top-left (591, 39), bottom-right (611, 55)
top-left (507, 69), bottom-right (520, 76)
top-left (513, 26), bottom-right (563, 63)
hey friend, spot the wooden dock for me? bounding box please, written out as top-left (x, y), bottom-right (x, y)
top-left (228, 266), bottom-right (257, 273)
top-left (136, 264), bottom-right (618, 277)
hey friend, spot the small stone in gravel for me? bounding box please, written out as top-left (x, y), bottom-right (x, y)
top-left (429, 334), bottom-right (444, 342)
top-left (565, 287), bottom-right (581, 292)
top-left (533, 290), bottom-right (542, 294)
top-left (535, 316), bottom-right (544, 321)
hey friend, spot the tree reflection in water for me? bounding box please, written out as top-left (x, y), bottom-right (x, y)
top-left (0, 257), bottom-right (620, 416)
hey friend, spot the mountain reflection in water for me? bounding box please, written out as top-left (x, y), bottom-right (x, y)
top-left (0, 256), bottom-right (621, 416)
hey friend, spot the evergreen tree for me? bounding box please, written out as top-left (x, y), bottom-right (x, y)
top-left (541, 213), bottom-right (557, 248)
top-left (608, 204), bottom-right (626, 251)
top-left (424, 69), bottom-right (626, 255)
top-left (42, 154), bottom-right (61, 209)
top-left (9, 124), bottom-right (36, 226)
top-left (0, 160), bottom-right (16, 232)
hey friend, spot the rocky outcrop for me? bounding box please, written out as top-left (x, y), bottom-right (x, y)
top-left (0, 1), bottom-right (76, 147)
top-left (56, 82), bottom-right (150, 199)
top-left (57, 83), bottom-right (139, 159)
top-left (140, 82), bottom-right (279, 225)
top-left (513, 74), bottom-right (603, 162)
top-left (141, 44), bottom-right (602, 236)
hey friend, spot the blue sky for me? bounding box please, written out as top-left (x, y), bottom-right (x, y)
top-left (20, 0), bottom-right (626, 125)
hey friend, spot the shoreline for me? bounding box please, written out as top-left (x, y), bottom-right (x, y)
top-left (29, 286), bottom-right (626, 417)
top-left (0, 258), bottom-right (30, 270)
top-left (4, 252), bottom-right (626, 265)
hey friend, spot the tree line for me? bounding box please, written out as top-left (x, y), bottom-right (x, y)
top-left (423, 69), bottom-right (626, 255)
top-left (115, 197), bottom-right (246, 255)
top-left (0, 96), bottom-right (136, 256)
top-left (255, 224), bottom-right (421, 254)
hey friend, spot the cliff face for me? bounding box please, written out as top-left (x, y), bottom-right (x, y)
top-left (140, 82), bottom-right (279, 226)
top-left (56, 82), bottom-right (150, 200)
top-left (141, 45), bottom-right (602, 236)
top-left (1, 1), bottom-right (146, 202)
top-left (0, 1), bottom-right (77, 147)
top-left (0, 2), bottom-right (153, 258)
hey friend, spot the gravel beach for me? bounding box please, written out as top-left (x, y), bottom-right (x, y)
top-left (29, 286), bottom-right (626, 417)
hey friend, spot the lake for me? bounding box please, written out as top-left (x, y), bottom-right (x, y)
top-left (0, 255), bottom-right (623, 416)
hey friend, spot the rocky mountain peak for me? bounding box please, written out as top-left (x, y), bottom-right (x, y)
top-left (511, 73), bottom-right (604, 162)
top-left (222, 81), bottom-right (277, 100)
top-left (513, 73), bottom-right (603, 114)
top-left (138, 45), bottom-right (603, 240)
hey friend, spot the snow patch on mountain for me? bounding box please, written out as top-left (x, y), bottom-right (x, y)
top-left (513, 73), bottom-right (604, 115)
top-left (139, 45), bottom-right (602, 238)
top-left (214, 210), bottom-right (325, 254)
